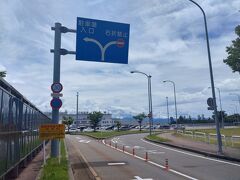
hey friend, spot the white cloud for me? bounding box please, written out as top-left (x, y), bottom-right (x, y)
top-left (0, 0), bottom-right (239, 119)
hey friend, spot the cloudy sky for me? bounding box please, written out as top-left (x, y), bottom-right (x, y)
top-left (0, 0), bottom-right (240, 119)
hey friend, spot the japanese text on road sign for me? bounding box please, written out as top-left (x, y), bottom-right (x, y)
top-left (39, 124), bottom-right (65, 140)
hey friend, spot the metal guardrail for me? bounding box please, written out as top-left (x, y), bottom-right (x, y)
top-left (176, 130), bottom-right (239, 147)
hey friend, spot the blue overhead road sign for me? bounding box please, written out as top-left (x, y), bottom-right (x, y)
top-left (76, 17), bottom-right (130, 64)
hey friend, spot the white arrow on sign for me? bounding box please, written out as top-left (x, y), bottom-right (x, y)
top-left (83, 37), bottom-right (123, 61)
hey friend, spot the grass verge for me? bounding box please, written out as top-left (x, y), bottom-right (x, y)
top-left (40, 140), bottom-right (68, 180)
top-left (78, 130), bottom-right (149, 139)
top-left (145, 133), bottom-right (171, 143)
top-left (194, 128), bottom-right (240, 136)
top-left (174, 128), bottom-right (240, 148)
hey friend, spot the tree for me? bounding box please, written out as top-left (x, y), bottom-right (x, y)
top-left (178, 116), bottom-right (184, 124)
top-left (88, 111), bottom-right (103, 132)
top-left (0, 71), bottom-right (6, 78)
top-left (62, 116), bottom-right (74, 133)
top-left (133, 113), bottom-right (146, 131)
top-left (115, 121), bottom-right (121, 131)
top-left (223, 25), bottom-right (240, 73)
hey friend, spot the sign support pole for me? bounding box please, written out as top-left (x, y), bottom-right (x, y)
top-left (51, 22), bottom-right (62, 157)
top-left (58, 140), bottom-right (61, 164)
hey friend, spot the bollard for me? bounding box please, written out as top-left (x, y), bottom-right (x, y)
top-left (133, 148), bottom-right (135, 156)
top-left (123, 145), bottom-right (125, 152)
top-left (165, 159), bottom-right (169, 170)
top-left (110, 141), bottom-right (111, 147)
top-left (145, 152), bottom-right (148, 162)
top-left (115, 143), bottom-right (117, 149)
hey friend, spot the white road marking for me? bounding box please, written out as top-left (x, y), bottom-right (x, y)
top-left (147, 150), bottom-right (165, 154)
top-left (133, 176), bottom-right (153, 180)
top-left (75, 137), bottom-right (81, 139)
top-left (108, 162), bottom-right (126, 166)
top-left (102, 140), bottom-right (198, 180)
top-left (78, 140), bottom-right (90, 143)
top-left (141, 139), bottom-right (240, 167)
top-left (134, 146), bottom-right (145, 149)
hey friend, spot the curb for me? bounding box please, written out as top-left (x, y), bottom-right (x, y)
top-left (64, 139), bottom-right (75, 180)
top-left (144, 137), bottom-right (240, 163)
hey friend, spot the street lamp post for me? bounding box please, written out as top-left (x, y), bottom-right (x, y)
top-left (208, 87), bottom-right (224, 128)
top-left (130, 70), bottom-right (153, 135)
top-left (76, 92), bottom-right (79, 124)
top-left (230, 104), bottom-right (239, 125)
top-left (188, 0), bottom-right (222, 154)
top-left (163, 80), bottom-right (178, 126)
top-left (166, 97), bottom-right (170, 124)
top-left (229, 93), bottom-right (240, 112)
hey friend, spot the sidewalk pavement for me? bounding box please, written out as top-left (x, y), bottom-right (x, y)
top-left (157, 132), bottom-right (240, 162)
top-left (10, 143), bottom-right (51, 180)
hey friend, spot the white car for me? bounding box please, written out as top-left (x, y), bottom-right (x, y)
top-left (69, 128), bottom-right (79, 133)
top-left (83, 127), bottom-right (94, 132)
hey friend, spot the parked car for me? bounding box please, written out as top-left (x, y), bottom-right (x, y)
top-left (119, 126), bottom-right (130, 131)
top-left (83, 127), bottom-right (94, 132)
top-left (69, 128), bottom-right (79, 133)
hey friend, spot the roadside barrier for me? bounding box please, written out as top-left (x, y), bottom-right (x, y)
top-left (184, 131), bottom-right (193, 138)
top-left (177, 130), bottom-right (184, 134)
top-left (209, 133), bottom-right (226, 146)
top-left (165, 159), bottom-right (169, 170)
top-left (145, 152), bottom-right (148, 162)
top-left (231, 136), bottom-right (240, 147)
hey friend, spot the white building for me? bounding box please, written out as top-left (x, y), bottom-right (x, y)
top-left (73, 112), bottom-right (114, 128)
top-left (45, 111), bottom-right (114, 128)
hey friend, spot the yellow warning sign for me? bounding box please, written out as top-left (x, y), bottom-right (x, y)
top-left (39, 124), bottom-right (65, 140)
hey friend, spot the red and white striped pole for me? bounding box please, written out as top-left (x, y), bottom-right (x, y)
top-left (165, 159), bottom-right (169, 170)
top-left (145, 151), bottom-right (148, 162)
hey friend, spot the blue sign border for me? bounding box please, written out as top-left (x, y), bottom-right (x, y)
top-left (76, 17), bottom-right (130, 64)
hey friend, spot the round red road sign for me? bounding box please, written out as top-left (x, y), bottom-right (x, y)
top-left (51, 82), bottom-right (63, 93)
top-left (116, 39), bottom-right (125, 48)
top-left (50, 98), bottom-right (62, 110)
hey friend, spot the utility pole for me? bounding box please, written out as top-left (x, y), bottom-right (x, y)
top-left (76, 92), bottom-right (79, 124)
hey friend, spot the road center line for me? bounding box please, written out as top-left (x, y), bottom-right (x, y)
top-left (141, 139), bottom-right (240, 167)
top-left (102, 140), bottom-right (198, 180)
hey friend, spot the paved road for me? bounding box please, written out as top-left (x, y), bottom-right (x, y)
top-left (110, 133), bottom-right (240, 180)
top-left (66, 135), bottom-right (186, 180)
top-left (66, 133), bottom-right (240, 180)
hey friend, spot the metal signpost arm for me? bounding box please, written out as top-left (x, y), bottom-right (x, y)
top-left (188, 0), bottom-right (222, 154)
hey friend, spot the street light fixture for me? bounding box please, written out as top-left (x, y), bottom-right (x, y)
top-left (188, 0), bottom-right (222, 154)
top-left (130, 70), bottom-right (153, 135)
top-left (163, 80), bottom-right (178, 126)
